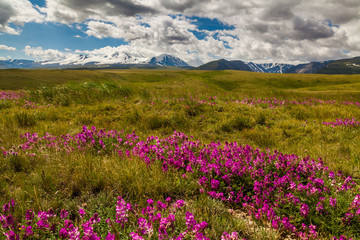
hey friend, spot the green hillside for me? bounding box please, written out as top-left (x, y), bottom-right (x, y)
top-left (1, 69), bottom-right (360, 239)
top-left (317, 57), bottom-right (360, 74)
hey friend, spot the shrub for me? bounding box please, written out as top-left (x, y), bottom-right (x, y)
top-left (15, 111), bottom-right (37, 127)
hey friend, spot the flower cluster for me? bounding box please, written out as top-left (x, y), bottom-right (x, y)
top-left (0, 198), bottom-right (242, 240)
top-left (132, 132), bottom-right (359, 239)
top-left (3, 127), bottom-right (360, 239)
top-left (323, 118), bottom-right (360, 127)
top-left (22, 100), bottom-right (50, 109)
top-left (0, 91), bottom-right (24, 101)
top-left (3, 126), bottom-right (138, 156)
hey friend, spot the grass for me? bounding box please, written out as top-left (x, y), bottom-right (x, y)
top-left (0, 69), bottom-right (360, 239)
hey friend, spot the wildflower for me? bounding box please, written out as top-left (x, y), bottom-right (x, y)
top-left (130, 232), bottom-right (145, 240)
top-left (89, 212), bottom-right (101, 224)
top-left (185, 212), bottom-right (197, 231)
top-left (157, 201), bottom-right (167, 211)
top-left (210, 179), bottom-right (220, 190)
top-left (221, 231), bottom-right (239, 240)
top-left (59, 228), bottom-right (69, 239)
top-left (147, 199), bottom-right (154, 206)
top-left (4, 230), bottom-right (19, 240)
top-left (79, 209), bottom-right (86, 218)
top-left (300, 203), bottom-right (309, 218)
top-left (138, 217), bottom-right (153, 236)
top-left (105, 233), bottom-right (115, 240)
top-left (316, 202), bottom-right (324, 212)
top-left (25, 209), bottom-right (34, 221)
top-left (60, 209), bottom-right (68, 219)
top-left (330, 197), bottom-right (337, 207)
top-left (24, 226), bottom-right (33, 236)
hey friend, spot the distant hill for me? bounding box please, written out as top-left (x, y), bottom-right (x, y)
top-left (247, 62), bottom-right (294, 73)
top-left (285, 61), bottom-right (332, 74)
top-left (197, 56), bottom-right (360, 74)
top-left (0, 53), bottom-right (191, 70)
top-left (316, 57), bottom-right (360, 74)
top-left (196, 59), bottom-right (253, 71)
top-left (0, 60), bottom-right (41, 69)
top-left (149, 54), bottom-right (190, 67)
top-left (2, 55), bottom-right (360, 74)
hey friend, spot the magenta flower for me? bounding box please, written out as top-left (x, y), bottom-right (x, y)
top-left (210, 179), bottom-right (220, 190)
top-left (60, 209), bottom-right (68, 219)
top-left (221, 231), bottom-right (239, 240)
top-left (4, 230), bottom-right (19, 240)
top-left (105, 233), bottom-right (115, 240)
top-left (130, 232), bottom-right (145, 240)
top-left (300, 203), bottom-right (309, 218)
top-left (24, 226), bottom-right (34, 237)
top-left (59, 228), bottom-right (69, 238)
top-left (25, 209), bottom-right (34, 221)
top-left (316, 202), bottom-right (324, 212)
top-left (79, 208), bottom-right (86, 218)
top-left (330, 197), bottom-right (337, 207)
top-left (185, 212), bottom-right (197, 231)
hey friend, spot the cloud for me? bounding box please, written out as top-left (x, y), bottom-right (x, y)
top-left (293, 17), bottom-right (335, 40)
top-left (0, 0), bottom-right (44, 34)
top-left (0, 2), bottom-right (14, 25)
top-left (1, 0), bottom-right (359, 64)
top-left (0, 44), bottom-right (16, 51)
top-left (24, 45), bottom-right (67, 60)
top-left (44, 0), bottom-right (158, 23)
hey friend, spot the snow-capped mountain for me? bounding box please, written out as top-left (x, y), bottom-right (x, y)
top-left (0, 53), bottom-right (191, 69)
top-left (247, 62), bottom-right (294, 73)
top-left (149, 54), bottom-right (190, 67)
top-left (41, 52), bottom-right (149, 66)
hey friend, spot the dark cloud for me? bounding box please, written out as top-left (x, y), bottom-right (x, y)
top-left (293, 17), bottom-right (335, 40)
top-left (160, 0), bottom-right (209, 12)
top-left (247, 23), bottom-right (269, 33)
top-left (263, 4), bottom-right (294, 21)
top-left (161, 20), bottom-right (191, 44)
top-left (61, 0), bottom-right (157, 17)
top-left (0, 2), bottom-right (14, 25)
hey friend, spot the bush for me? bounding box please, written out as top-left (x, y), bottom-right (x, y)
top-left (144, 115), bottom-right (170, 130)
top-left (15, 111), bottom-right (37, 127)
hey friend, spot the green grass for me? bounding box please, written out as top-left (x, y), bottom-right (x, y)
top-left (1, 69), bottom-right (360, 239)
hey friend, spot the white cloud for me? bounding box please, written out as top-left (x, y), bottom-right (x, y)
top-left (0, 44), bottom-right (16, 51)
top-left (0, 57), bottom-right (6, 60)
top-left (0, 0), bottom-right (44, 34)
top-left (24, 45), bottom-right (67, 61)
top-left (4, 0), bottom-right (359, 64)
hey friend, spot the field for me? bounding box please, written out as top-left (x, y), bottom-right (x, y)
top-left (1, 69), bottom-right (360, 239)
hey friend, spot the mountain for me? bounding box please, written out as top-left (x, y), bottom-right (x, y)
top-left (197, 57), bottom-right (360, 74)
top-left (316, 57), bottom-right (360, 74)
top-left (0, 53), bottom-right (191, 69)
top-left (149, 54), bottom-right (190, 67)
top-left (0, 59), bottom-right (39, 69)
top-left (41, 52), bottom-right (149, 66)
top-left (196, 59), bottom-right (253, 71)
top-left (285, 61), bottom-right (332, 74)
top-left (247, 62), bottom-right (294, 73)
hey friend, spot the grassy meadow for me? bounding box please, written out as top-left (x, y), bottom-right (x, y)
top-left (1, 69), bottom-right (360, 239)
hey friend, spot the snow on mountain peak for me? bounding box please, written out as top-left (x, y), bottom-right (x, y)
top-left (149, 54), bottom-right (190, 67)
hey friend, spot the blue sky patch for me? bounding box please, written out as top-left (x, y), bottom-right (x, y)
top-left (188, 16), bottom-right (235, 31)
top-left (0, 22), bottom-right (128, 59)
top-left (29, 0), bottom-right (46, 8)
top-left (188, 30), bottom-right (208, 40)
top-left (326, 20), bottom-right (340, 28)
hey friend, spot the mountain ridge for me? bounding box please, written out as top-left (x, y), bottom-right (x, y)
top-left (196, 57), bottom-right (360, 74)
top-left (1, 55), bottom-right (360, 74)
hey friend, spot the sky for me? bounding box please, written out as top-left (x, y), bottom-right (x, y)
top-left (0, 0), bottom-right (359, 66)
